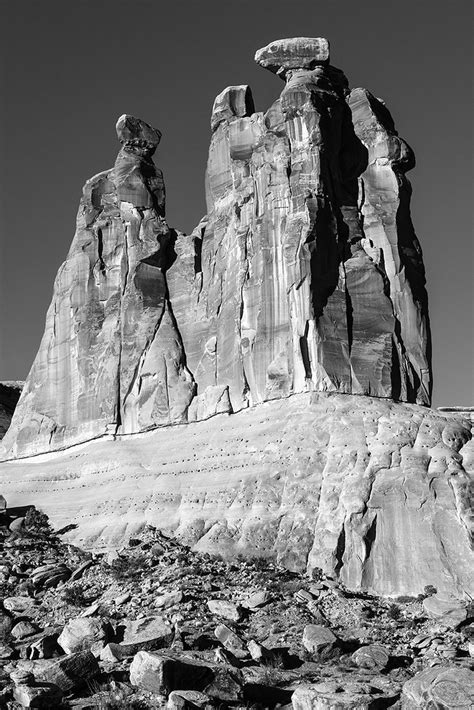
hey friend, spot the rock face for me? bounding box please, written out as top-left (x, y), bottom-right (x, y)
top-left (2, 37), bottom-right (431, 459)
top-left (1, 116), bottom-right (195, 458)
top-left (1, 393), bottom-right (472, 598)
top-left (0, 38), bottom-right (468, 600)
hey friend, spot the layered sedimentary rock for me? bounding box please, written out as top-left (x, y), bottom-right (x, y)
top-left (2, 38), bottom-right (432, 459)
top-left (2, 116), bottom-right (195, 457)
top-left (1, 39), bottom-right (462, 599)
top-left (1, 394), bottom-right (472, 598)
top-left (168, 37), bottom-right (431, 418)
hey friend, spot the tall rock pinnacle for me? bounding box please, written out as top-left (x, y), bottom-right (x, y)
top-left (2, 115), bottom-right (195, 457)
top-left (2, 39), bottom-right (432, 458)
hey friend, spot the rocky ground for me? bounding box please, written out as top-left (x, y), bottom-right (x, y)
top-left (0, 500), bottom-right (473, 709)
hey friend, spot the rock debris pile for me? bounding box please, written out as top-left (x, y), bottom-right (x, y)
top-left (0, 503), bottom-right (473, 708)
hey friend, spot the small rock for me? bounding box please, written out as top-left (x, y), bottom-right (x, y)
top-left (9, 516), bottom-right (25, 532)
top-left (30, 563), bottom-right (71, 589)
top-left (247, 639), bottom-right (265, 661)
top-left (69, 559), bottom-right (93, 582)
top-left (0, 642), bottom-right (14, 659)
top-left (120, 616), bottom-right (173, 654)
top-left (114, 592), bottom-right (131, 606)
top-left (107, 550), bottom-right (120, 565)
top-left (79, 602), bottom-right (100, 617)
top-left (422, 595), bottom-right (468, 628)
top-left (33, 649), bottom-right (100, 691)
top-left (402, 665), bottom-right (474, 707)
top-left (167, 689), bottom-right (210, 709)
top-left (242, 591), bottom-right (270, 609)
top-left (294, 589), bottom-right (314, 604)
top-left (351, 644), bottom-right (389, 671)
top-left (100, 642), bottom-right (123, 663)
top-left (207, 599), bottom-right (243, 622)
top-left (3, 597), bottom-right (37, 614)
top-left (214, 624), bottom-right (248, 659)
top-left (155, 590), bottom-right (183, 609)
top-left (58, 617), bottom-right (107, 654)
top-left (292, 677), bottom-right (397, 709)
top-left (13, 683), bottom-right (63, 708)
top-left (302, 625), bottom-right (337, 658)
top-left (130, 650), bottom-right (243, 701)
top-left (306, 600), bottom-right (326, 623)
top-left (11, 621), bottom-right (38, 640)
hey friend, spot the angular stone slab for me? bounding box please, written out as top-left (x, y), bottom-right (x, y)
top-left (255, 37), bottom-right (330, 77)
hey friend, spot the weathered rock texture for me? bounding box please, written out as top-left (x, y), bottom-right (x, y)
top-left (0, 38), bottom-right (464, 600)
top-left (2, 116), bottom-right (195, 457)
top-left (2, 37), bottom-right (431, 459)
top-left (1, 394), bottom-right (472, 598)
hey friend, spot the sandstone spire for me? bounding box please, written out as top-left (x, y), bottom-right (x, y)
top-left (2, 38), bottom-right (432, 459)
top-left (2, 116), bottom-right (195, 457)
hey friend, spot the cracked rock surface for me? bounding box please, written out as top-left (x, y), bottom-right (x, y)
top-left (2, 37), bottom-right (432, 459)
top-left (1, 393), bottom-right (472, 598)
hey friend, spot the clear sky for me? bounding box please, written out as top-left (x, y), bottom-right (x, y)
top-left (0, 0), bottom-right (472, 407)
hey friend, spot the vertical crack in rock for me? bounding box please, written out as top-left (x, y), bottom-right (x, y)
top-left (1, 38), bottom-right (432, 459)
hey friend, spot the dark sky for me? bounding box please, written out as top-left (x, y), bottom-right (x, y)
top-left (0, 0), bottom-right (472, 407)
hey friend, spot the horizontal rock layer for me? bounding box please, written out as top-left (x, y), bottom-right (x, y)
top-left (0, 393), bottom-right (472, 598)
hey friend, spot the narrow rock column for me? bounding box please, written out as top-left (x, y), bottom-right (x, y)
top-left (2, 116), bottom-right (195, 458)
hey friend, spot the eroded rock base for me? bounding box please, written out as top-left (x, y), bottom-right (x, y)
top-left (0, 393), bottom-right (472, 599)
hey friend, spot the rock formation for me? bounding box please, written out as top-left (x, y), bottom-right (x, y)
top-left (0, 38), bottom-right (471, 601)
top-left (2, 116), bottom-right (195, 457)
top-left (2, 37), bottom-right (431, 459)
top-left (1, 393), bottom-right (473, 598)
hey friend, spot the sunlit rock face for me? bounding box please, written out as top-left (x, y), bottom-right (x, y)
top-left (1, 394), bottom-right (472, 599)
top-left (2, 116), bottom-right (195, 457)
top-left (171, 37), bottom-right (431, 413)
top-left (0, 39), bottom-right (470, 600)
top-left (2, 37), bottom-right (432, 459)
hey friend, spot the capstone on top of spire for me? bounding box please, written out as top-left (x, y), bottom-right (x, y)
top-left (116, 114), bottom-right (162, 157)
top-left (255, 37), bottom-right (330, 78)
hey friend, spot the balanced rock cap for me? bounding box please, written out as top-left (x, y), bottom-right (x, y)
top-left (116, 114), bottom-right (162, 155)
top-left (255, 37), bottom-right (330, 77)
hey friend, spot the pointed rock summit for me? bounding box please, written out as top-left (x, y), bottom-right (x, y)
top-left (2, 115), bottom-right (195, 457)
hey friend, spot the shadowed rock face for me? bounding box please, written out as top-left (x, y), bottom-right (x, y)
top-left (2, 41), bottom-right (431, 460)
top-left (0, 382), bottom-right (23, 439)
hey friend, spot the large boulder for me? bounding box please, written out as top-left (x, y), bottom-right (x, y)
top-left (401, 666), bottom-right (474, 708)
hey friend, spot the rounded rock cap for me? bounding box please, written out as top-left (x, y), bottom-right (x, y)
top-left (255, 37), bottom-right (330, 77)
top-left (116, 114), bottom-right (162, 155)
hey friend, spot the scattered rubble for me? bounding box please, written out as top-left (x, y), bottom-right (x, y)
top-left (0, 501), bottom-right (473, 708)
